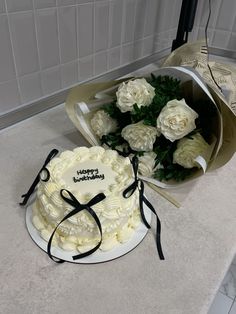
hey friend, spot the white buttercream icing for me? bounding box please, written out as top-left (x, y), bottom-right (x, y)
top-left (58, 237), bottom-right (77, 251)
top-left (117, 224), bottom-right (135, 243)
top-left (33, 146), bottom-right (141, 253)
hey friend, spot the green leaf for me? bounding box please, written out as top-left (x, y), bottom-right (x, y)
top-left (130, 75), bottom-right (182, 126)
top-left (103, 102), bottom-right (131, 129)
top-left (153, 164), bottom-right (195, 182)
top-left (153, 135), bottom-right (177, 165)
top-left (101, 131), bottom-right (125, 149)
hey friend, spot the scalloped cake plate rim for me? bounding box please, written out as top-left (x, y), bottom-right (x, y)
top-left (25, 196), bottom-right (152, 264)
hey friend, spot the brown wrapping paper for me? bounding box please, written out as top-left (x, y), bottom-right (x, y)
top-left (162, 40), bottom-right (236, 169)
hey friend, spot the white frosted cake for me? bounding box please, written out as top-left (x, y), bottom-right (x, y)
top-left (32, 146), bottom-right (140, 253)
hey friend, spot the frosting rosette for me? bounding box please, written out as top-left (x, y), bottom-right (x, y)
top-left (121, 121), bottom-right (159, 152)
top-left (90, 110), bottom-right (118, 138)
top-left (116, 78), bottom-right (155, 113)
top-left (173, 133), bottom-right (210, 168)
top-left (156, 99), bottom-right (198, 142)
top-left (138, 152), bottom-right (158, 177)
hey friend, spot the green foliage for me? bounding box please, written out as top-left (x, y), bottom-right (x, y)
top-left (99, 75), bottom-right (210, 182)
top-left (131, 75), bottom-right (182, 126)
top-left (100, 131), bottom-right (125, 150)
top-left (153, 136), bottom-right (176, 165)
top-left (103, 101), bottom-right (120, 119)
top-left (152, 135), bottom-right (196, 182)
top-left (148, 74), bottom-right (182, 99)
top-left (154, 164), bottom-right (195, 182)
top-left (103, 102), bottom-right (131, 129)
top-left (191, 99), bottom-right (217, 141)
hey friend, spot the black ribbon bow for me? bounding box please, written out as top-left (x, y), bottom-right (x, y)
top-left (19, 149), bottom-right (59, 206)
top-left (47, 189), bottom-right (106, 263)
top-left (123, 156), bottom-right (165, 260)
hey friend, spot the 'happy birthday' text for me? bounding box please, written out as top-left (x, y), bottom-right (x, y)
top-left (73, 168), bottom-right (105, 182)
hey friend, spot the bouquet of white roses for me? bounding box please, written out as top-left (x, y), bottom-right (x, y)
top-left (89, 72), bottom-right (220, 184)
top-left (65, 66), bottom-right (224, 187)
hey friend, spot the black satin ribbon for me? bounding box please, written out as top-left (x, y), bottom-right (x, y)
top-left (47, 189), bottom-right (106, 263)
top-left (19, 149), bottom-right (59, 206)
top-left (123, 156), bottom-right (165, 260)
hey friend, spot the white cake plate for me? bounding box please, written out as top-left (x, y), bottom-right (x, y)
top-left (26, 198), bottom-right (152, 264)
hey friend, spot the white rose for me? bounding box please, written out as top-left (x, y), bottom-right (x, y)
top-left (156, 99), bottom-right (198, 142)
top-left (90, 110), bottom-right (118, 138)
top-left (138, 152), bottom-right (158, 177)
top-left (121, 121), bottom-right (159, 152)
top-left (116, 78), bottom-right (155, 113)
top-left (173, 133), bottom-right (209, 168)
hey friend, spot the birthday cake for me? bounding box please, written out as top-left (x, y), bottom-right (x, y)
top-left (32, 146), bottom-right (140, 253)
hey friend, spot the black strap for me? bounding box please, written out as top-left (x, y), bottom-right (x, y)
top-left (47, 189), bottom-right (106, 263)
top-left (19, 149), bottom-right (59, 206)
top-left (123, 156), bottom-right (165, 260)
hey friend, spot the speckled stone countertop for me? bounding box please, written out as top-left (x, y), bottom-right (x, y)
top-left (1, 99), bottom-right (236, 314)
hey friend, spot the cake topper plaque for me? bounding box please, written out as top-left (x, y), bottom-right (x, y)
top-left (73, 168), bottom-right (105, 183)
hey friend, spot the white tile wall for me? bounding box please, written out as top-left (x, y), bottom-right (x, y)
top-left (142, 36), bottom-right (155, 56)
top-left (9, 11), bottom-right (39, 76)
top-left (2, 0), bottom-right (233, 118)
top-left (94, 51), bottom-right (107, 75)
top-left (170, 0), bottom-right (181, 30)
top-left (108, 0), bottom-right (123, 49)
top-left (197, 27), bottom-right (214, 44)
top-left (122, 0), bottom-right (135, 44)
top-left (6, 0), bottom-right (33, 13)
top-left (35, 8), bottom-right (60, 69)
top-left (41, 65), bottom-right (61, 95)
top-left (144, 0), bottom-right (159, 37)
top-left (233, 17), bottom-right (236, 33)
top-left (121, 42), bottom-right (134, 65)
top-left (58, 6), bottom-right (77, 64)
top-left (79, 55), bottom-right (94, 81)
top-left (77, 0), bottom-right (93, 4)
top-left (155, 0), bottom-right (170, 33)
top-left (18, 72), bottom-right (42, 103)
top-left (34, 0), bottom-right (56, 9)
top-left (133, 40), bottom-right (143, 60)
top-left (229, 33), bottom-right (236, 50)
top-left (77, 3), bottom-right (93, 58)
top-left (198, 0), bottom-right (222, 29)
top-left (212, 30), bottom-right (231, 48)
top-left (0, 80), bottom-right (20, 114)
top-left (61, 60), bottom-right (78, 88)
top-left (215, 0), bottom-right (236, 31)
top-left (57, 0), bottom-right (76, 6)
top-left (108, 47), bottom-right (120, 70)
top-left (0, 0), bottom-right (6, 13)
top-left (0, 14), bottom-right (16, 82)
top-left (195, 0), bottom-right (236, 49)
top-left (95, 1), bottom-right (109, 52)
top-left (134, 0), bottom-right (147, 40)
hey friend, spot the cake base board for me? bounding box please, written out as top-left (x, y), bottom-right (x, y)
top-left (26, 197), bottom-right (152, 264)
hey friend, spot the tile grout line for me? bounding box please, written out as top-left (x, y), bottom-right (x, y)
top-left (92, 1), bottom-right (96, 79)
top-left (4, 0), bottom-right (22, 104)
top-left (55, 0), bottom-right (62, 90)
top-left (32, 0), bottom-right (43, 98)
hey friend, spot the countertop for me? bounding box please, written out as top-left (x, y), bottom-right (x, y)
top-left (1, 98), bottom-right (236, 314)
